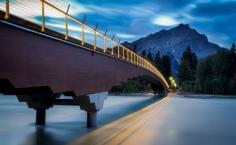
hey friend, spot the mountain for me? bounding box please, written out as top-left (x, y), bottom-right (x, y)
top-left (123, 24), bottom-right (226, 77)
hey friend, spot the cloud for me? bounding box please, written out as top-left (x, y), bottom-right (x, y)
top-left (191, 1), bottom-right (236, 17)
top-left (116, 33), bottom-right (137, 39)
top-left (77, 3), bottom-right (158, 18)
top-left (1, 0), bottom-right (235, 48)
top-left (152, 16), bottom-right (179, 26)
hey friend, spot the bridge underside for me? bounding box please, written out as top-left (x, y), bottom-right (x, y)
top-left (0, 18), bottom-right (167, 127)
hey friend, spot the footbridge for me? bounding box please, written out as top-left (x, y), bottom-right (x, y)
top-left (0, 0), bottom-right (169, 127)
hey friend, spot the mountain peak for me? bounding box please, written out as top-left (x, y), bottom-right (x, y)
top-left (173, 23), bottom-right (195, 33)
top-left (122, 24), bottom-right (225, 77)
top-left (177, 23), bottom-right (190, 29)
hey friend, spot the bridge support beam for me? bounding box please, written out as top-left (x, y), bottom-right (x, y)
top-left (36, 108), bottom-right (46, 125)
top-left (74, 92), bottom-right (107, 128)
top-left (17, 94), bottom-right (56, 126)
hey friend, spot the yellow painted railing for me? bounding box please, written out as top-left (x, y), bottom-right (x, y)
top-left (2, 0), bottom-right (169, 89)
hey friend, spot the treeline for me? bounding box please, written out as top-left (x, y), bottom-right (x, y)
top-left (143, 51), bottom-right (172, 82)
top-left (180, 44), bottom-right (236, 95)
top-left (110, 79), bottom-right (152, 93)
top-left (110, 49), bottom-right (173, 93)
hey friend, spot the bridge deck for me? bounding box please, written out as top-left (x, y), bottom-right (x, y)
top-left (0, 18), bottom-right (165, 96)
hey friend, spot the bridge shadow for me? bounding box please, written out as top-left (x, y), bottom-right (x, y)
top-left (22, 96), bottom-right (163, 145)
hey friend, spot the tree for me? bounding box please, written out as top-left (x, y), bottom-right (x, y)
top-left (231, 43), bottom-right (235, 51)
top-left (161, 55), bottom-right (172, 80)
top-left (230, 43), bottom-right (236, 78)
top-left (182, 46), bottom-right (198, 71)
top-left (133, 44), bottom-right (137, 52)
top-left (196, 46), bottom-right (236, 95)
top-left (179, 59), bottom-right (192, 84)
top-left (141, 50), bottom-right (146, 58)
top-left (153, 52), bottom-right (172, 84)
top-left (196, 57), bottom-right (212, 86)
top-left (147, 52), bottom-right (153, 62)
top-left (179, 46), bottom-right (198, 84)
top-left (154, 51), bottom-right (162, 69)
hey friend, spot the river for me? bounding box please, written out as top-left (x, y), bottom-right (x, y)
top-left (0, 94), bottom-right (236, 145)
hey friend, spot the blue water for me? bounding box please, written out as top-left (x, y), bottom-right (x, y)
top-left (1, 94), bottom-right (236, 145)
top-left (0, 94), bottom-right (159, 145)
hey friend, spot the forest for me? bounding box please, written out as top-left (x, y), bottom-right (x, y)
top-left (180, 44), bottom-right (236, 95)
top-left (110, 44), bottom-right (236, 95)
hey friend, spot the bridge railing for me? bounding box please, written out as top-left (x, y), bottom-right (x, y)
top-left (0, 0), bottom-right (169, 88)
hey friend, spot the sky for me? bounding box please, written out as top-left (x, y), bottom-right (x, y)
top-left (0, 0), bottom-right (235, 48)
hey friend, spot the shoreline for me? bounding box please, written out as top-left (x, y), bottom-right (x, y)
top-left (178, 94), bottom-right (236, 99)
top-left (176, 90), bottom-right (236, 98)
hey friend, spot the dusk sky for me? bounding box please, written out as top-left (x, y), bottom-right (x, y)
top-left (63, 0), bottom-right (236, 48)
top-left (1, 0), bottom-right (235, 48)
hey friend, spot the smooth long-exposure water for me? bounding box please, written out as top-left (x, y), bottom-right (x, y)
top-left (1, 94), bottom-right (236, 145)
top-left (0, 94), bottom-right (159, 145)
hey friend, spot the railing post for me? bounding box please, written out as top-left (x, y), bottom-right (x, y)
top-left (138, 56), bottom-right (139, 66)
top-left (137, 56), bottom-right (138, 66)
top-left (41, 0), bottom-right (45, 32)
top-left (140, 57), bottom-right (141, 66)
top-left (111, 43), bottom-right (114, 55)
top-left (139, 57), bottom-right (141, 66)
top-left (117, 45), bottom-right (120, 58)
top-left (131, 52), bottom-right (133, 63)
top-left (126, 50), bottom-right (129, 61)
top-left (5, 0), bottom-right (9, 19)
top-left (134, 54), bottom-right (135, 64)
top-left (136, 55), bottom-right (138, 65)
top-left (132, 52), bottom-right (133, 62)
top-left (81, 25), bottom-right (85, 45)
top-left (133, 54), bottom-right (135, 64)
top-left (134, 54), bottom-right (135, 63)
top-left (133, 53), bottom-right (135, 63)
top-left (130, 52), bottom-right (132, 62)
top-left (65, 14), bottom-right (68, 40)
top-left (65, 4), bottom-right (70, 40)
top-left (94, 30), bottom-right (97, 50)
top-left (103, 36), bottom-right (106, 53)
top-left (140, 58), bottom-right (142, 67)
top-left (93, 24), bottom-right (99, 51)
top-left (123, 47), bottom-right (125, 59)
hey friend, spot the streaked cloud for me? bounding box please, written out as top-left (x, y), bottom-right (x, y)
top-left (116, 33), bottom-right (137, 39)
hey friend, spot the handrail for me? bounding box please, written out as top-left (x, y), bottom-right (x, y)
top-left (2, 0), bottom-right (169, 89)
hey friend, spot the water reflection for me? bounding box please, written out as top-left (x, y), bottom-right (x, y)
top-left (23, 127), bottom-right (59, 145)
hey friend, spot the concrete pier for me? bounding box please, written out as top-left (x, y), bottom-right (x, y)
top-left (36, 109), bottom-right (46, 126)
top-left (74, 92), bottom-right (107, 128)
top-left (87, 111), bottom-right (97, 127)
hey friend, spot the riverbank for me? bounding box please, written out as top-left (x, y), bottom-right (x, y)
top-left (176, 91), bottom-right (236, 99)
